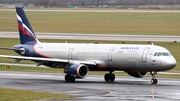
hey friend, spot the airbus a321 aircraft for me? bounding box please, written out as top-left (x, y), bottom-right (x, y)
top-left (0, 7), bottom-right (176, 84)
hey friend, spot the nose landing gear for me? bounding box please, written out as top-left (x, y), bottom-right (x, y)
top-left (150, 71), bottom-right (158, 84)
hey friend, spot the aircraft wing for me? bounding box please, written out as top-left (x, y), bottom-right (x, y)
top-left (0, 55), bottom-right (97, 65)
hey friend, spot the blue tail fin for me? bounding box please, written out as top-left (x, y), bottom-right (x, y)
top-left (16, 7), bottom-right (39, 44)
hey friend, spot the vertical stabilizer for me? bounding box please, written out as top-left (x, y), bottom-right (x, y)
top-left (16, 7), bottom-right (39, 44)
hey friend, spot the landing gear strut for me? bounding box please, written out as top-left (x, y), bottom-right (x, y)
top-left (150, 71), bottom-right (158, 84)
top-left (65, 74), bottom-right (76, 82)
top-left (104, 71), bottom-right (115, 82)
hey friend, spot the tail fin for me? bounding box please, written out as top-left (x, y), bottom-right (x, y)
top-left (16, 7), bottom-right (39, 44)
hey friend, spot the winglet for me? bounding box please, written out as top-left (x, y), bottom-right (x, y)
top-left (16, 7), bottom-right (40, 44)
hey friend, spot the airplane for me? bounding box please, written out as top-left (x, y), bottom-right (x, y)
top-left (0, 7), bottom-right (176, 84)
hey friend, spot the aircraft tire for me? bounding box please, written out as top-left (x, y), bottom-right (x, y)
top-left (154, 79), bottom-right (158, 84)
top-left (65, 75), bottom-right (76, 82)
top-left (65, 75), bottom-right (70, 82)
top-left (104, 73), bottom-right (110, 81)
top-left (70, 76), bottom-right (76, 82)
top-left (151, 79), bottom-right (158, 84)
top-left (110, 74), bottom-right (115, 81)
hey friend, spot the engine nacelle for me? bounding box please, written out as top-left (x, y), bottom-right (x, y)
top-left (126, 71), bottom-right (148, 78)
top-left (64, 64), bottom-right (89, 78)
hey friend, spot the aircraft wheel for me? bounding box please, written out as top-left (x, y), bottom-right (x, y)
top-left (65, 74), bottom-right (70, 82)
top-left (65, 74), bottom-right (76, 82)
top-left (104, 73), bottom-right (110, 81)
top-left (151, 79), bottom-right (158, 84)
top-left (65, 75), bottom-right (76, 82)
top-left (154, 79), bottom-right (158, 84)
top-left (110, 74), bottom-right (115, 81)
top-left (151, 79), bottom-right (154, 84)
top-left (104, 73), bottom-right (115, 82)
top-left (70, 76), bottom-right (76, 82)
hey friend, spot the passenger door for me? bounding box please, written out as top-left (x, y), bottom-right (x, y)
top-left (108, 49), bottom-right (114, 61)
top-left (68, 48), bottom-right (74, 59)
top-left (142, 47), bottom-right (150, 62)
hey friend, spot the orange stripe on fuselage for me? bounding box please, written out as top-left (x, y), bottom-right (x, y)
top-left (33, 44), bottom-right (52, 58)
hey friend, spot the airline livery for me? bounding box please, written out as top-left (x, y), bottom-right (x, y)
top-left (0, 7), bottom-right (176, 84)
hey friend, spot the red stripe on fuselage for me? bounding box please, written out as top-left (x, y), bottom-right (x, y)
top-left (97, 66), bottom-right (108, 68)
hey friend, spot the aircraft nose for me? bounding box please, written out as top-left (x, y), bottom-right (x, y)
top-left (165, 57), bottom-right (176, 70)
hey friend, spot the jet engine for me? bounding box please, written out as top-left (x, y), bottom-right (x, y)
top-left (64, 64), bottom-right (89, 78)
top-left (126, 71), bottom-right (148, 78)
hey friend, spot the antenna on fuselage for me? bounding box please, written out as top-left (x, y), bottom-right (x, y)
top-left (148, 41), bottom-right (154, 45)
top-left (151, 42), bottom-right (154, 45)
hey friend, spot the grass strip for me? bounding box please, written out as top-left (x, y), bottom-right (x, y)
top-left (0, 10), bottom-right (180, 35)
top-left (0, 87), bottom-right (77, 101)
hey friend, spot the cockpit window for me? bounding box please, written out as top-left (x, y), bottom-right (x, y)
top-left (157, 52), bottom-right (162, 56)
top-left (162, 52), bottom-right (169, 56)
top-left (154, 52), bottom-right (158, 56)
top-left (154, 52), bottom-right (171, 56)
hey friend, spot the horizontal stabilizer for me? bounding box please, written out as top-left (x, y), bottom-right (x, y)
top-left (0, 47), bottom-right (14, 50)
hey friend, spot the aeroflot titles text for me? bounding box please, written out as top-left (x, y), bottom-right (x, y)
top-left (120, 47), bottom-right (139, 50)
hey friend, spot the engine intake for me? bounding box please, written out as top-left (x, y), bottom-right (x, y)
top-left (64, 64), bottom-right (89, 78)
top-left (126, 71), bottom-right (148, 78)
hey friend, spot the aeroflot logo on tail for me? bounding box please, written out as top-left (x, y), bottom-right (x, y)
top-left (16, 13), bottom-right (36, 38)
top-left (120, 47), bottom-right (139, 50)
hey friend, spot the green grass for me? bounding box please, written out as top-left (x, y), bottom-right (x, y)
top-left (0, 88), bottom-right (76, 101)
top-left (0, 65), bottom-right (62, 73)
top-left (0, 10), bottom-right (180, 35)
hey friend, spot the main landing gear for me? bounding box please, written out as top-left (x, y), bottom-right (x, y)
top-left (104, 71), bottom-right (115, 82)
top-left (65, 74), bottom-right (76, 82)
top-left (150, 71), bottom-right (158, 84)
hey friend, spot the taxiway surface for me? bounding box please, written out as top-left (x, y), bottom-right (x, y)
top-left (0, 32), bottom-right (179, 42)
top-left (0, 71), bottom-right (180, 101)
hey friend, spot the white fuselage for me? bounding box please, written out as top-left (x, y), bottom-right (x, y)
top-left (32, 43), bottom-right (176, 71)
